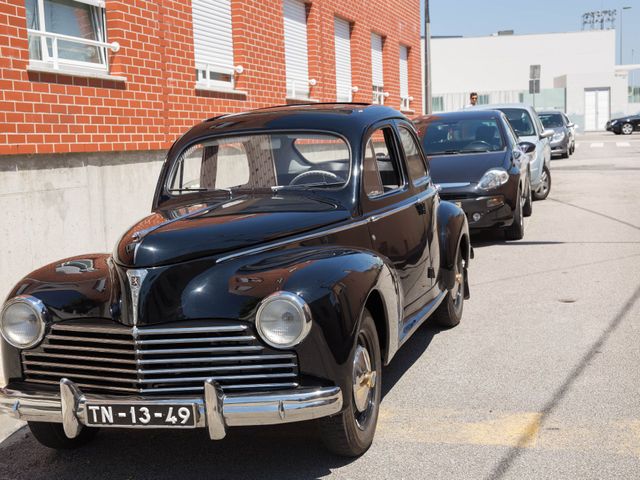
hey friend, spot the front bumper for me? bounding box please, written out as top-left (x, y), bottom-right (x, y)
top-left (0, 379), bottom-right (342, 440)
top-left (447, 196), bottom-right (514, 230)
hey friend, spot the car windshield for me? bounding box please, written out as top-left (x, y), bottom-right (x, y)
top-left (168, 133), bottom-right (350, 194)
top-left (420, 118), bottom-right (505, 155)
top-left (499, 108), bottom-right (536, 136)
top-left (539, 113), bottom-right (564, 128)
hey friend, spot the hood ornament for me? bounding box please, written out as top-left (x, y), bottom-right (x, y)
top-left (126, 269), bottom-right (148, 326)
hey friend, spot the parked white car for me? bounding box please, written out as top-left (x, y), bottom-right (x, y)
top-left (473, 104), bottom-right (553, 200)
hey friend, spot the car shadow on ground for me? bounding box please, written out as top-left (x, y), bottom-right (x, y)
top-left (0, 324), bottom-right (442, 480)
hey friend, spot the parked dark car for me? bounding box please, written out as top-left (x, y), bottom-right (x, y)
top-left (538, 110), bottom-right (576, 158)
top-left (606, 113), bottom-right (640, 135)
top-left (0, 104), bottom-right (471, 457)
top-left (415, 110), bottom-right (533, 240)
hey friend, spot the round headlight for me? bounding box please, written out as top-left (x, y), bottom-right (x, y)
top-left (0, 296), bottom-right (47, 349)
top-left (255, 292), bottom-right (312, 349)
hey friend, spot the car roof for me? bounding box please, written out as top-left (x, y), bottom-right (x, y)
top-left (473, 103), bottom-right (535, 113)
top-left (172, 103), bottom-right (406, 151)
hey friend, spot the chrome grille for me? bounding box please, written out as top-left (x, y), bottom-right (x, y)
top-left (22, 320), bottom-right (299, 395)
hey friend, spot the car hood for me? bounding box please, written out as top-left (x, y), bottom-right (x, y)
top-left (428, 151), bottom-right (509, 185)
top-left (114, 194), bottom-right (350, 268)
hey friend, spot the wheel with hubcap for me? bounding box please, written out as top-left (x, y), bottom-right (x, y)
top-left (432, 248), bottom-right (465, 328)
top-left (505, 187), bottom-right (525, 240)
top-left (318, 308), bottom-right (381, 457)
top-left (532, 165), bottom-right (551, 201)
top-left (28, 422), bottom-right (98, 449)
top-left (622, 123), bottom-right (634, 135)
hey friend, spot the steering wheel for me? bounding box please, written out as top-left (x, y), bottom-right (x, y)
top-left (464, 140), bottom-right (492, 150)
top-left (289, 170), bottom-right (344, 186)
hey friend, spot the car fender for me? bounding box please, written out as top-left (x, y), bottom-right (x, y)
top-left (437, 200), bottom-right (470, 292)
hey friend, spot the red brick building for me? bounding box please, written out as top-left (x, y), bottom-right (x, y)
top-left (0, 0), bottom-right (423, 302)
top-left (0, 0), bottom-right (423, 156)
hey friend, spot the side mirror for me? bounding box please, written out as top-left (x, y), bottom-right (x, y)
top-left (567, 122), bottom-right (575, 128)
top-left (518, 141), bottom-right (536, 154)
top-left (540, 129), bottom-right (554, 139)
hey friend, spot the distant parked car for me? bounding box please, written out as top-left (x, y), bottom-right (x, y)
top-left (606, 113), bottom-right (640, 135)
top-left (538, 110), bottom-right (576, 158)
top-left (415, 109), bottom-right (533, 240)
top-left (474, 104), bottom-right (553, 201)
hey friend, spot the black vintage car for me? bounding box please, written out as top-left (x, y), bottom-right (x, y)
top-left (415, 110), bottom-right (533, 240)
top-left (606, 113), bottom-right (640, 135)
top-left (0, 104), bottom-right (471, 456)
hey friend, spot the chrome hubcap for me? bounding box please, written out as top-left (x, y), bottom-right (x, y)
top-left (537, 171), bottom-right (549, 194)
top-left (352, 345), bottom-right (376, 413)
top-left (453, 259), bottom-right (465, 308)
top-left (623, 124), bottom-right (632, 134)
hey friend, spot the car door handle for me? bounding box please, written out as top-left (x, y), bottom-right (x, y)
top-left (414, 201), bottom-right (427, 215)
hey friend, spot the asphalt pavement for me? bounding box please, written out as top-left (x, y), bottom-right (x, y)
top-left (1, 131), bottom-right (639, 479)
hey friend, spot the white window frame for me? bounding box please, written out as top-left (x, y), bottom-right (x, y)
top-left (26, 0), bottom-right (117, 75)
top-left (192, 0), bottom-right (237, 91)
top-left (399, 45), bottom-right (411, 111)
top-left (371, 33), bottom-right (384, 104)
top-left (283, 0), bottom-right (312, 100)
top-left (334, 17), bottom-right (352, 103)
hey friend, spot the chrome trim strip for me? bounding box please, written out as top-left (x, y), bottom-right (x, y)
top-left (436, 182), bottom-right (472, 189)
top-left (52, 324), bottom-right (131, 334)
top-left (23, 352), bottom-right (137, 365)
top-left (137, 345), bottom-right (262, 355)
top-left (1, 380), bottom-right (343, 432)
top-left (138, 325), bottom-right (248, 336)
top-left (126, 269), bottom-right (148, 327)
top-left (137, 372), bottom-right (296, 385)
top-left (46, 335), bottom-right (134, 345)
top-left (137, 353), bottom-right (296, 365)
top-left (136, 335), bottom-right (253, 345)
top-left (140, 363), bottom-right (297, 376)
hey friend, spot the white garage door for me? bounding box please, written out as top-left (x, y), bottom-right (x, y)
top-left (584, 88), bottom-right (610, 131)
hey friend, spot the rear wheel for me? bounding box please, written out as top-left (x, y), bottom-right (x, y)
top-left (622, 123), bottom-right (634, 135)
top-left (505, 187), bottom-right (525, 241)
top-left (533, 165), bottom-right (551, 201)
top-left (432, 249), bottom-right (465, 328)
top-left (28, 422), bottom-right (98, 449)
top-left (318, 309), bottom-right (381, 457)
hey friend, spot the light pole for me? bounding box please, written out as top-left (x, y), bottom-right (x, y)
top-left (424, 0), bottom-right (432, 114)
top-left (620, 6), bottom-right (632, 64)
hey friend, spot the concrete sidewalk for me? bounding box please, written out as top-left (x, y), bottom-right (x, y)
top-left (0, 416), bottom-right (24, 445)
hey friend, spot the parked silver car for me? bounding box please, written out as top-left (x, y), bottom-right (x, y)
top-left (538, 110), bottom-right (576, 158)
top-left (474, 104), bottom-right (553, 200)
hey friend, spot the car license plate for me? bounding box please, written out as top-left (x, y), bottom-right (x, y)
top-left (85, 403), bottom-right (197, 428)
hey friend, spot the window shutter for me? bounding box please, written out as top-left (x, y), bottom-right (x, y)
top-left (399, 45), bottom-right (409, 98)
top-left (371, 33), bottom-right (383, 87)
top-left (334, 18), bottom-right (352, 102)
top-left (192, 0), bottom-right (234, 86)
top-left (283, 0), bottom-right (309, 99)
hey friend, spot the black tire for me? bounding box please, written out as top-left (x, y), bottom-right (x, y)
top-left (523, 180), bottom-right (533, 218)
top-left (613, 130), bottom-right (622, 135)
top-left (28, 422), bottom-right (98, 449)
top-left (432, 249), bottom-right (465, 328)
top-left (318, 309), bottom-right (381, 457)
top-left (505, 187), bottom-right (525, 241)
top-left (560, 150), bottom-right (569, 159)
top-left (621, 123), bottom-right (634, 135)
top-left (532, 165), bottom-right (551, 201)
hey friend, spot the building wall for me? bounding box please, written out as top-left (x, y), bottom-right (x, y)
top-left (0, 0), bottom-right (423, 156)
top-left (421, 29), bottom-right (632, 129)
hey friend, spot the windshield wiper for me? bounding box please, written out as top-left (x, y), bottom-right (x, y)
top-left (168, 187), bottom-right (209, 192)
top-left (459, 149), bottom-right (492, 153)
top-left (428, 150), bottom-right (460, 156)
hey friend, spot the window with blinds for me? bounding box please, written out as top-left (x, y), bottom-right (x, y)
top-left (283, 0), bottom-right (310, 99)
top-left (334, 17), bottom-right (352, 102)
top-left (399, 45), bottom-right (410, 110)
top-left (371, 33), bottom-right (384, 104)
top-left (192, 0), bottom-right (234, 89)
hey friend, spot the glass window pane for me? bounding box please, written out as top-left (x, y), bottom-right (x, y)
top-left (44, 0), bottom-right (103, 64)
top-left (25, 0), bottom-right (42, 60)
top-left (399, 127), bottom-right (427, 182)
top-left (364, 127), bottom-right (402, 195)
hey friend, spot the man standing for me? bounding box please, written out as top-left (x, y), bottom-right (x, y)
top-left (465, 92), bottom-right (478, 108)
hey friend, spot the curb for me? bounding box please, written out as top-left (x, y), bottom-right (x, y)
top-left (0, 417), bottom-right (26, 446)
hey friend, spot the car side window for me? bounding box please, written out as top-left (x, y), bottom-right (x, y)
top-left (398, 126), bottom-right (428, 184)
top-left (363, 127), bottom-right (403, 197)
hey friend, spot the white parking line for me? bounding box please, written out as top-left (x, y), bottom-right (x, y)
top-left (616, 142), bottom-right (631, 147)
top-left (590, 143), bottom-right (604, 148)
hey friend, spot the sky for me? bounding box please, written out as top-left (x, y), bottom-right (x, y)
top-left (422, 0), bottom-right (640, 65)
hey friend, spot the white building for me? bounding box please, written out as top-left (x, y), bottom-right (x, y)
top-left (423, 29), bottom-right (640, 131)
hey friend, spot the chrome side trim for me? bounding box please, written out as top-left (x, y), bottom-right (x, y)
top-left (1, 380), bottom-right (343, 435)
top-left (436, 182), bottom-right (472, 189)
